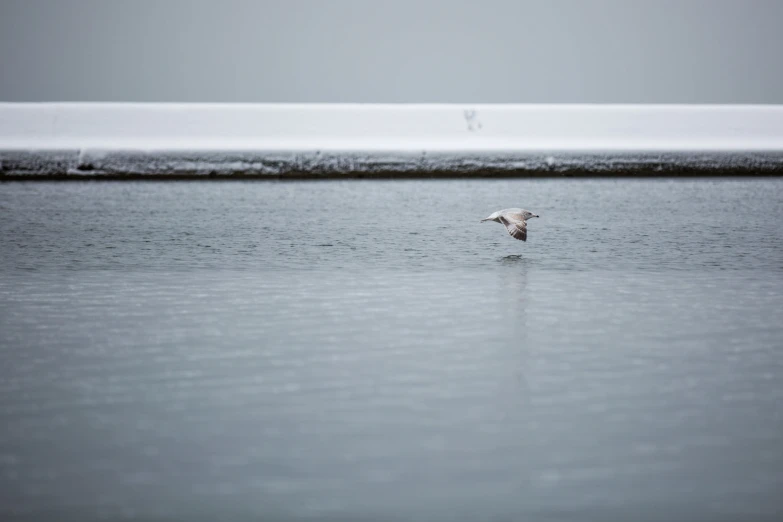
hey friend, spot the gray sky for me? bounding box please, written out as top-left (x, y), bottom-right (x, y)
top-left (1, 0), bottom-right (782, 103)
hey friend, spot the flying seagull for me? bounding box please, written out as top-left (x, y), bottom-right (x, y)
top-left (481, 208), bottom-right (539, 241)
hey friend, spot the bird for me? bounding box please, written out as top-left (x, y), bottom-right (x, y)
top-left (481, 208), bottom-right (539, 241)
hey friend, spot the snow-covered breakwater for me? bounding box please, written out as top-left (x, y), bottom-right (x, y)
top-left (2, 103), bottom-right (783, 178)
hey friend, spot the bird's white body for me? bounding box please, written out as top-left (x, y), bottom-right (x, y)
top-left (481, 208), bottom-right (539, 242)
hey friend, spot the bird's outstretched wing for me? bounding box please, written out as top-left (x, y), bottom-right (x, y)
top-left (503, 210), bottom-right (527, 222)
top-left (499, 216), bottom-right (527, 241)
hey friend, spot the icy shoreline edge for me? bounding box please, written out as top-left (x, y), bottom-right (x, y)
top-left (3, 103), bottom-right (783, 178)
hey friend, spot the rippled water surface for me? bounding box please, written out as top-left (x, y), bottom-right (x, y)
top-left (1, 180), bottom-right (782, 521)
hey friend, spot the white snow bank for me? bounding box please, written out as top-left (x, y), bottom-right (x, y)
top-left (2, 103), bottom-right (783, 151)
top-left (1, 104), bottom-right (783, 176)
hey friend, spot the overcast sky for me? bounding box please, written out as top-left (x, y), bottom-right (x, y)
top-left (1, 0), bottom-right (781, 103)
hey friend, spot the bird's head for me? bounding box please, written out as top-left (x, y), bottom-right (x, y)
top-left (522, 210), bottom-right (539, 220)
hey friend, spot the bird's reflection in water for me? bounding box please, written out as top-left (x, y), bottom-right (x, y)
top-left (489, 254), bottom-right (535, 492)
top-left (497, 254), bottom-right (531, 325)
top-left (498, 254), bottom-right (526, 265)
top-left (494, 254), bottom-right (532, 414)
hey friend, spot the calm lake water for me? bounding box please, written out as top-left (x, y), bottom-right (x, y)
top-left (1, 179), bottom-right (782, 521)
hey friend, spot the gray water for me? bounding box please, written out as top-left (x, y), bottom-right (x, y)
top-left (1, 180), bottom-right (782, 521)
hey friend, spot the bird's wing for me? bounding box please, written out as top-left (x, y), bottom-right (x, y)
top-left (499, 216), bottom-right (527, 241)
top-left (503, 210), bottom-right (527, 221)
